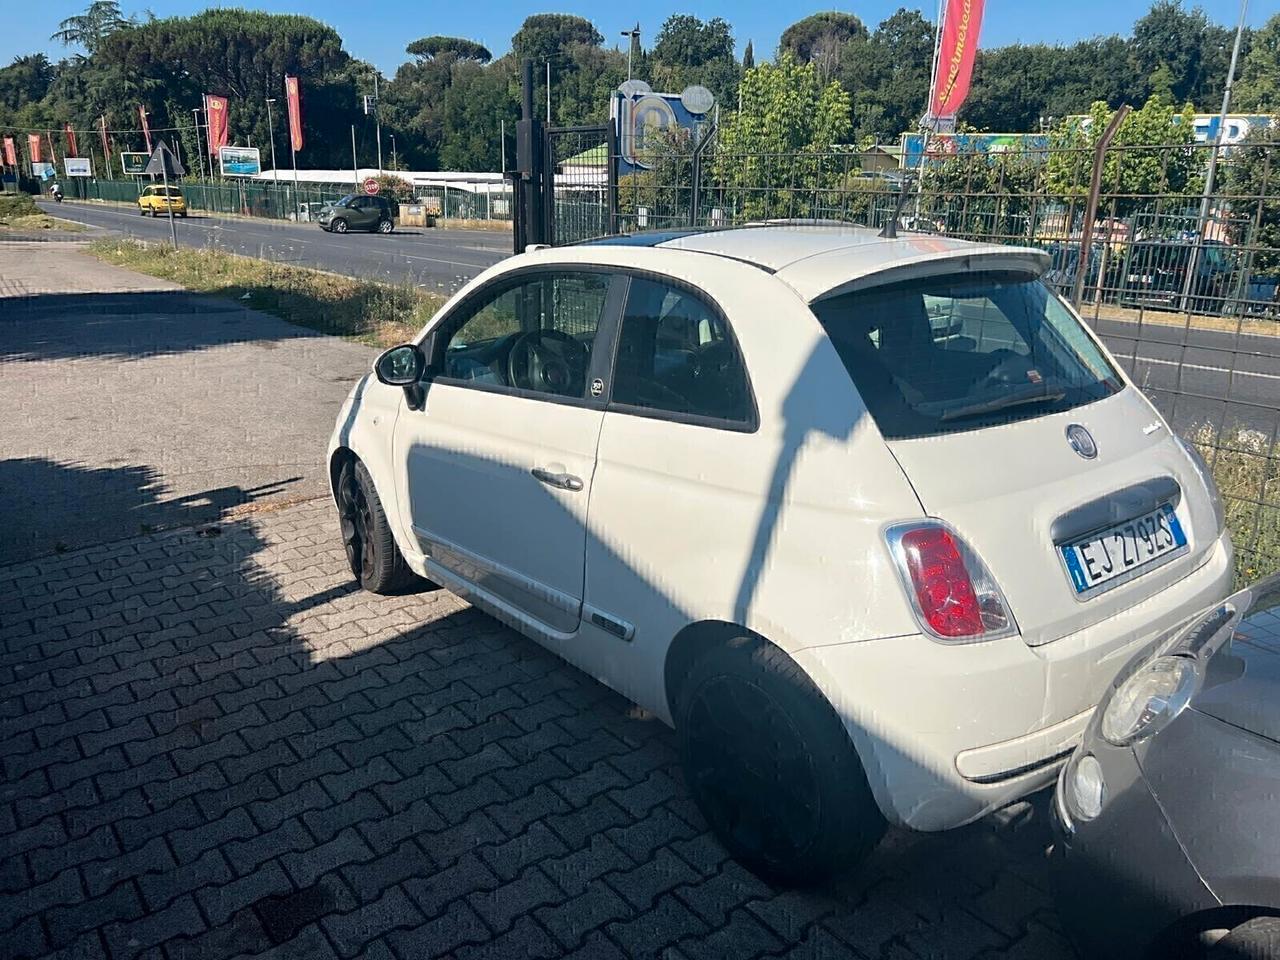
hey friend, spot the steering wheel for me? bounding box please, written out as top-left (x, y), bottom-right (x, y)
top-left (507, 329), bottom-right (589, 397)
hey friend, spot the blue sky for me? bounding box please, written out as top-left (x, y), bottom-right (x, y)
top-left (3, 0), bottom-right (1269, 74)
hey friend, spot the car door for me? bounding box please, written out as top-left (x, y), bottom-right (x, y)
top-left (392, 267), bottom-right (624, 643)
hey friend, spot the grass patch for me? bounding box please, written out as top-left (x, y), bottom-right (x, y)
top-left (1189, 424), bottom-right (1280, 586)
top-left (0, 213), bottom-right (87, 233)
top-left (0, 193), bottom-right (38, 218)
top-left (87, 238), bottom-right (446, 347)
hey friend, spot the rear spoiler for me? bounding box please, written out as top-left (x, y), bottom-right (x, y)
top-left (801, 248), bottom-right (1052, 304)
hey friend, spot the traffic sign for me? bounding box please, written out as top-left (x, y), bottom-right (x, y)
top-left (363, 177), bottom-right (380, 195)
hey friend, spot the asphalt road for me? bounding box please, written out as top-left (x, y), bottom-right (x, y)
top-left (38, 199), bottom-right (511, 297)
top-left (37, 198), bottom-right (1280, 434)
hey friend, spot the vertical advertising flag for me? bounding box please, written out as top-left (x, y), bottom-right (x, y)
top-left (99, 116), bottom-right (111, 163)
top-left (27, 133), bottom-right (42, 164)
top-left (930, 0), bottom-right (986, 118)
top-left (3, 136), bottom-right (17, 168)
top-left (206, 95), bottom-right (229, 154)
top-left (285, 76), bottom-right (303, 153)
top-left (64, 123), bottom-right (79, 157)
top-left (46, 130), bottom-right (59, 166)
top-left (139, 105), bottom-right (153, 152)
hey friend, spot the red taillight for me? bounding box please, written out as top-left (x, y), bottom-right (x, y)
top-left (899, 528), bottom-right (984, 637)
top-left (888, 521), bottom-right (1015, 642)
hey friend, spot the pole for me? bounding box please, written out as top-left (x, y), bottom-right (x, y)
top-left (546, 60), bottom-right (552, 123)
top-left (101, 116), bottom-right (114, 179)
top-left (351, 125), bottom-right (359, 189)
top-left (374, 74), bottom-right (383, 175)
top-left (191, 109), bottom-right (204, 180)
top-left (1180, 0), bottom-right (1248, 313)
top-left (1074, 104), bottom-right (1131, 307)
top-left (161, 152), bottom-right (177, 249)
top-left (266, 98), bottom-right (280, 216)
top-left (391, 134), bottom-right (397, 171)
top-left (500, 119), bottom-right (505, 173)
top-left (290, 139), bottom-right (300, 222)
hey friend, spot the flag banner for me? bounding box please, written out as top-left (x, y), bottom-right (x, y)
top-left (3, 137), bottom-right (17, 167)
top-left (285, 76), bottom-right (303, 153)
top-left (139, 105), bottom-right (152, 153)
top-left (206, 95), bottom-right (229, 154)
top-left (99, 117), bottom-right (111, 165)
top-left (27, 133), bottom-right (41, 164)
top-left (930, 0), bottom-right (985, 117)
top-left (65, 123), bottom-right (79, 157)
top-left (46, 130), bottom-right (58, 166)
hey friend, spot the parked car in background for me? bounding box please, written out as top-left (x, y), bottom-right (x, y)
top-left (328, 224), bottom-right (1232, 884)
top-left (317, 194), bottom-right (397, 234)
top-left (1053, 573), bottom-right (1280, 959)
top-left (1116, 238), bottom-right (1235, 313)
top-left (137, 185), bottom-right (187, 217)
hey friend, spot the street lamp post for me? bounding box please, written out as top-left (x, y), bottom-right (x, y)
top-left (265, 97), bottom-right (280, 215)
top-left (390, 134), bottom-right (397, 171)
top-left (621, 24), bottom-right (640, 81)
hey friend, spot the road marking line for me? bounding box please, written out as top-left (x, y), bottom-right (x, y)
top-left (1123, 356), bottom-right (1280, 381)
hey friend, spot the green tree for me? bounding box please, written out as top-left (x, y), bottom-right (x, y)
top-left (50, 0), bottom-right (132, 55)
top-left (1235, 13), bottom-right (1280, 112)
top-left (405, 37), bottom-right (492, 64)
top-left (1130, 1), bottom-right (1212, 106)
top-left (742, 40), bottom-right (754, 71)
top-left (511, 14), bottom-right (603, 64)
top-left (717, 54), bottom-right (852, 218)
top-left (0, 55), bottom-right (55, 112)
top-left (649, 15), bottom-right (738, 108)
top-left (845, 9), bottom-right (933, 141)
top-left (1223, 125), bottom-right (1280, 272)
top-left (779, 12), bottom-right (869, 82)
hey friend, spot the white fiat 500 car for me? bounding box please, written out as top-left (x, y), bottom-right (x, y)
top-left (327, 225), bottom-right (1233, 884)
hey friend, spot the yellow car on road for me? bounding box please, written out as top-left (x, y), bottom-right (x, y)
top-left (137, 185), bottom-right (188, 217)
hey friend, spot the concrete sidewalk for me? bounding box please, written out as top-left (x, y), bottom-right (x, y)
top-left (0, 241), bottom-right (374, 563)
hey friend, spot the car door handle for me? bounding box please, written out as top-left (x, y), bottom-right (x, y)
top-left (531, 468), bottom-right (584, 492)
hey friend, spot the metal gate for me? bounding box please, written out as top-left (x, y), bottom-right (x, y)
top-left (543, 123), bottom-right (617, 246)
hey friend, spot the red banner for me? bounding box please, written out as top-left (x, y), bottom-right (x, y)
top-left (285, 76), bottom-right (303, 153)
top-left (930, 0), bottom-right (985, 117)
top-left (65, 123), bottom-right (79, 157)
top-left (139, 105), bottom-right (152, 153)
top-left (206, 95), bottom-right (229, 155)
top-left (27, 133), bottom-right (41, 164)
top-left (46, 130), bottom-right (58, 166)
top-left (2, 137), bottom-right (16, 168)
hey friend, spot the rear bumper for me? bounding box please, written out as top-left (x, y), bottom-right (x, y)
top-left (794, 530), bottom-right (1233, 831)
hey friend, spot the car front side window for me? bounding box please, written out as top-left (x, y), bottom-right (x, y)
top-left (438, 271), bottom-right (614, 401)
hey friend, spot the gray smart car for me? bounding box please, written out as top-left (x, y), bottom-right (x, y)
top-left (1052, 573), bottom-right (1280, 959)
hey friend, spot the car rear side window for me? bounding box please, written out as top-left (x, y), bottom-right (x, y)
top-left (811, 272), bottom-right (1122, 439)
top-left (610, 277), bottom-right (753, 426)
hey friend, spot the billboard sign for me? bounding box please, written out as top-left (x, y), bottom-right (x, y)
top-left (31, 162), bottom-right (55, 180)
top-left (120, 151), bottom-right (149, 175)
top-left (64, 157), bottom-right (92, 177)
top-left (219, 145), bottom-right (261, 177)
top-left (611, 83), bottom-right (715, 175)
top-left (902, 132), bottom-right (1049, 169)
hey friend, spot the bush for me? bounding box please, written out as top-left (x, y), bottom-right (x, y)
top-left (0, 194), bottom-right (38, 219)
top-left (1190, 423), bottom-right (1280, 585)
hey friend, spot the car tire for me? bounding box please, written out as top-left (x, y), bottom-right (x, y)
top-left (138, 206), bottom-right (145, 216)
top-left (1209, 917), bottom-right (1280, 960)
top-left (336, 459), bottom-right (417, 595)
top-left (676, 636), bottom-right (885, 886)
top-left (376, 218), bottom-right (393, 234)
top-left (332, 218), bottom-right (349, 234)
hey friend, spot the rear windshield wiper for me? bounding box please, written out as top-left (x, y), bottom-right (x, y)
top-left (938, 388), bottom-right (1067, 423)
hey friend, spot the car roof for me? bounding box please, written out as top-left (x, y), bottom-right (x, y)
top-left (585, 225), bottom-right (1050, 303)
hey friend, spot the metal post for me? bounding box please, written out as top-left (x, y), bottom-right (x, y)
top-left (375, 74), bottom-right (383, 175)
top-left (351, 125), bottom-right (359, 189)
top-left (1180, 0), bottom-right (1248, 314)
top-left (500, 120), bottom-right (505, 173)
top-left (390, 134), bottom-right (396, 171)
top-left (290, 139), bottom-right (300, 222)
top-left (1073, 104), bottom-right (1131, 307)
top-left (621, 25), bottom-right (639, 81)
top-left (546, 61), bottom-right (552, 123)
top-left (191, 110), bottom-right (205, 181)
top-left (161, 152), bottom-right (178, 249)
top-left (265, 97), bottom-right (280, 216)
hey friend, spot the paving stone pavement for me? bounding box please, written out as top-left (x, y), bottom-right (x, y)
top-left (0, 499), bottom-right (1079, 960)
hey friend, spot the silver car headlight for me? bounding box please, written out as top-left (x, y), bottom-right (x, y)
top-left (1100, 655), bottom-right (1200, 746)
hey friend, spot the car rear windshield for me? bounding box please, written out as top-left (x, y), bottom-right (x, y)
top-left (811, 271), bottom-right (1123, 439)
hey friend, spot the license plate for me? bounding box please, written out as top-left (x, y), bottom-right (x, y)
top-left (1061, 503), bottom-right (1187, 597)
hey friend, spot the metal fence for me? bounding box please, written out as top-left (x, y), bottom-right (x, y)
top-left (565, 135), bottom-right (1280, 584)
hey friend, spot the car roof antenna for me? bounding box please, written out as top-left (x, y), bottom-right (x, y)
top-left (879, 174), bottom-right (918, 240)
